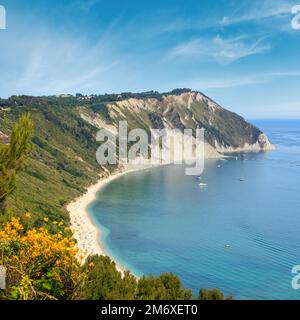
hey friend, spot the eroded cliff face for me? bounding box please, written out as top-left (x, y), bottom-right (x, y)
top-left (79, 91), bottom-right (275, 158)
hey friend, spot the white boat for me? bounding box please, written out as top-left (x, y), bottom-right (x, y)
top-left (225, 244), bottom-right (231, 248)
top-left (199, 183), bottom-right (208, 187)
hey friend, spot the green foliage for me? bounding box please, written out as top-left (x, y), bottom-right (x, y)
top-left (0, 114), bottom-right (33, 211)
top-left (80, 256), bottom-right (194, 300)
top-left (137, 273), bottom-right (192, 300)
top-left (0, 101), bottom-right (109, 226)
top-left (198, 288), bottom-right (233, 300)
top-left (80, 256), bottom-right (136, 300)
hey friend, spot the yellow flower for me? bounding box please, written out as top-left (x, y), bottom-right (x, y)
top-left (25, 213), bottom-right (32, 219)
top-left (43, 217), bottom-right (49, 222)
top-left (88, 262), bottom-right (95, 268)
top-left (0, 216), bottom-right (83, 298)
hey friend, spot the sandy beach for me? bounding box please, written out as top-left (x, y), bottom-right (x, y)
top-left (67, 163), bottom-right (153, 275)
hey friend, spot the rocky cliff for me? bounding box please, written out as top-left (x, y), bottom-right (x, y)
top-left (79, 89), bottom-right (274, 158)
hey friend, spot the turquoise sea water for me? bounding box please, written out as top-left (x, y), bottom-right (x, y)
top-left (89, 120), bottom-right (300, 299)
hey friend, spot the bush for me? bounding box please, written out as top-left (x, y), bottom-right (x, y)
top-left (0, 217), bottom-right (84, 300)
top-left (199, 288), bottom-right (233, 300)
top-left (80, 256), bottom-right (193, 300)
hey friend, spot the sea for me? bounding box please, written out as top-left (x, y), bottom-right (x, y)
top-left (89, 120), bottom-right (300, 299)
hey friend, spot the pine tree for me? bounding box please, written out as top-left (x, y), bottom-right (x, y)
top-left (0, 114), bottom-right (33, 211)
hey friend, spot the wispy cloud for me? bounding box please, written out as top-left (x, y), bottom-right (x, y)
top-left (220, 1), bottom-right (293, 27)
top-left (0, 13), bottom-right (143, 97)
top-left (163, 0), bottom-right (293, 33)
top-left (0, 23), bottom-right (126, 96)
top-left (166, 34), bottom-right (271, 63)
top-left (72, 0), bottom-right (102, 12)
top-left (179, 71), bottom-right (300, 90)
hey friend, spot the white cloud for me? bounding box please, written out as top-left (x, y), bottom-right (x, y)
top-left (166, 35), bottom-right (271, 63)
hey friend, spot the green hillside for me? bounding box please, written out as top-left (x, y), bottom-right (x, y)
top-left (0, 96), bottom-right (109, 226)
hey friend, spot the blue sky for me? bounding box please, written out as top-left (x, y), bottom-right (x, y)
top-left (0, 0), bottom-right (299, 118)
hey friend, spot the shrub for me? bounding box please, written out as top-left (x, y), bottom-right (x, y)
top-left (0, 217), bottom-right (84, 300)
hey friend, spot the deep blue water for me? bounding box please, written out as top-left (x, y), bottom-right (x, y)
top-left (89, 120), bottom-right (300, 299)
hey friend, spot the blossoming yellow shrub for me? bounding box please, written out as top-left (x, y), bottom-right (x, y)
top-left (0, 217), bottom-right (85, 300)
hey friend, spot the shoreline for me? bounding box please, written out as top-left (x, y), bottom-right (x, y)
top-left (67, 166), bottom-right (152, 276)
top-left (66, 143), bottom-right (273, 276)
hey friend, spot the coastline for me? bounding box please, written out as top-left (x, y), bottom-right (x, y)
top-left (67, 165), bottom-right (152, 275)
